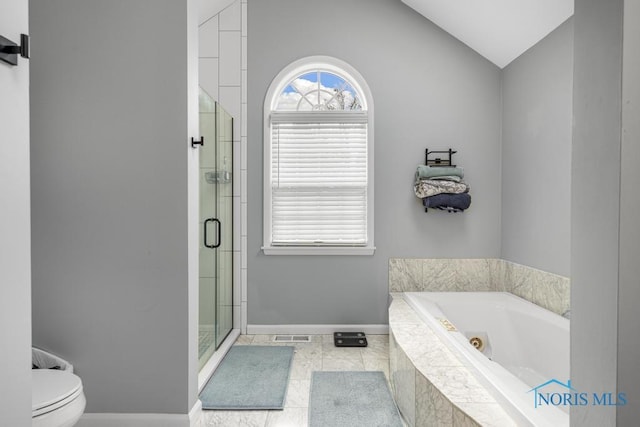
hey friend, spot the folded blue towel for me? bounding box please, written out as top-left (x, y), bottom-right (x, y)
top-left (415, 165), bottom-right (464, 180)
top-left (423, 193), bottom-right (471, 212)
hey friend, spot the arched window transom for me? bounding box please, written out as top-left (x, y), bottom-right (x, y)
top-left (276, 71), bottom-right (363, 111)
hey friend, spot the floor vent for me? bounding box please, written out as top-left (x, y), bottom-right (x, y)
top-left (273, 335), bottom-right (312, 343)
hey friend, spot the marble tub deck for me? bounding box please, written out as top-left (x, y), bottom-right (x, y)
top-left (389, 293), bottom-right (519, 427)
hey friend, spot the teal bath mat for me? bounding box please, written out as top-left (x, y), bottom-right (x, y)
top-left (309, 371), bottom-right (403, 427)
top-left (199, 345), bottom-right (294, 410)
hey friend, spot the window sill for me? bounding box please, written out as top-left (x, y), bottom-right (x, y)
top-left (262, 246), bottom-right (376, 256)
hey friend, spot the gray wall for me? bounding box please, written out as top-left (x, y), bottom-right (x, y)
top-left (30, 0), bottom-right (199, 414)
top-left (571, 0), bottom-right (623, 425)
top-left (501, 19), bottom-right (573, 277)
top-left (0, 1), bottom-right (31, 425)
top-left (617, 0), bottom-right (640, 423)
top-left (248, 0), bottom-right (502, 325)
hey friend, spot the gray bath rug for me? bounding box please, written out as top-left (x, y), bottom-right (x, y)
top-left (309, 371), bottom-right (403, 427)
top-left (199, 345), bottom-right (294, 410)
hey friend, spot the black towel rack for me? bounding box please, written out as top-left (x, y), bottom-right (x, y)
top-left (425, 148), bottom-right (456, 167)
top-left (423, 148), bottom-right (460, 212)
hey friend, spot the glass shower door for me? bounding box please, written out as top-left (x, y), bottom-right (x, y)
top-left (213, 102), bottom-right (233, 349)
top-left (198, 88), bottom-right (233, 370)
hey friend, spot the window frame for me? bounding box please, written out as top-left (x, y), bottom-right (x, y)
top-left (262, 56), bottom-right (375, 256)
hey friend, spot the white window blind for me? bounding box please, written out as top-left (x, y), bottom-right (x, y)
top-left (270, 112), bottom-right (368, 246)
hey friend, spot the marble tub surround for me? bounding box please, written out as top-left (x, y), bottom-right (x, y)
top-left (389, 295), bottom-right (518, 427)
top-left (388, 258), bottom-right (570, 316)
top-left (506, 261), bottom-right (570, 316)
top-left (389, 258), bottom-right (501, 293)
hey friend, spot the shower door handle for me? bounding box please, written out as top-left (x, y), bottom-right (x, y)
top-left (204, 218), bottom-right (221, 249)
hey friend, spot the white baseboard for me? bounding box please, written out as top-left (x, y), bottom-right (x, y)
top-left (246, 324), bottom-right (389, 335)
top-left (77, 400), bottom-right (203, 427)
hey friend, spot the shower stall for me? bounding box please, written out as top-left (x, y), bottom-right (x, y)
top-left (198, 88), bottom-right (234, 369)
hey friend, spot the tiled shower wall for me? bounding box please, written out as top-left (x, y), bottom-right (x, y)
top-left (199, 0), bottom-right (248, 332)
top-left (389, 258), bottom-right (570, 316)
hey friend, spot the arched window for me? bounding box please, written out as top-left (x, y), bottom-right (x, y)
top-left (263, 56), bottom-right (374, 255)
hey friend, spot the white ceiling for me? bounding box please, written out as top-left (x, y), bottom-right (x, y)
top-left (401, 0), bottom-right (574, 68)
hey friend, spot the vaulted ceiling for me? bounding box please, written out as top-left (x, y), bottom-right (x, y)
top-left (199, 0), bottom-right (574, 68)
top-left (401, 0), bottom-right (574, 68)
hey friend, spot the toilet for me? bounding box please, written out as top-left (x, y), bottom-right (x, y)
top-left (32, 369), bottom-right (86, 427)
top-left (32, 349), bottom-right (86, 427)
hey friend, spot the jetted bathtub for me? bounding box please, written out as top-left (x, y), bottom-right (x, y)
top-left (403, 292), bottom-right (569, 426)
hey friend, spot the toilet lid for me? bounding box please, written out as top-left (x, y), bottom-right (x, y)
top-left (32, 370), bottom-right (83, 415)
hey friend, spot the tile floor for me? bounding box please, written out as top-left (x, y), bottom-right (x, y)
top-left (201, 334), bottom-right (393, 427)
